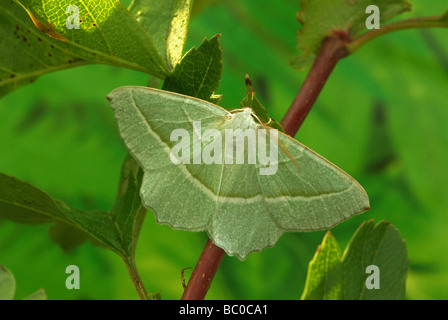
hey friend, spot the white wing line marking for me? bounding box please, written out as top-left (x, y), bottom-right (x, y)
top-left (129, 97), bottom-right (355, 204)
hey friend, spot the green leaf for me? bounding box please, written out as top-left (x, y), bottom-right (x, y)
top-left (241, 74), bottom-right (285, 133)
top-left (48, 221), bottom-right (90, 253)
top-left (162, 35), bottom-right (223, 103)
top-left (301, 220), bottom-right (409, 300)
top-left (65, 156), bottom-right (146, 259)
top-left (0, 266), bottom-right (47, 300)
top-left (289, 52), bottom-right (318, 71)
top-left (301, 232), bottom-right (342, 300)
top-left (0, 0), bottom-right (169, 97)
top-left (294, 0), bottom-right (411, 68)
top-left (0, 155), bottom-right (146, 259)
top-left (22, 288), bottom-right (47, 300)
top-left (0, 172), bottom-right (69, 225)
top-left (0, 266), bottom-right (16, 300)
top-left (129, 0), bottom-right (193, 69)
top-left (106, 155), bottom-right (147, 259)
top-left (108, 86), bottom-right (369, 260)
top-left (0, 172), bottom-right (92, 250)
top-left (342, 220), bottom-right (409, 299)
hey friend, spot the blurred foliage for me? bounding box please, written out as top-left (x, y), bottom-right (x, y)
top-left (301, 221), bottom-right (409, 300)
top-left (0, 0), bottom-right (447, 299)
top-left (0, 265), bottom-right (47, 300)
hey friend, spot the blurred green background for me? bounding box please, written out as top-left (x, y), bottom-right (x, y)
top-left (1, 0), bottom-right (447, 299)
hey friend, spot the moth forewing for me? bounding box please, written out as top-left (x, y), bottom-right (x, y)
top-left (249, 109), bottom-right (300, 175)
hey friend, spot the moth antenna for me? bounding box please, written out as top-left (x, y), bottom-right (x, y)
top-left (250, 111), bottom-right (300, 175)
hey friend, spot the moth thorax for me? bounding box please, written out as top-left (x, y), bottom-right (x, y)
top-left (230, 108), bottom-right (258, 129)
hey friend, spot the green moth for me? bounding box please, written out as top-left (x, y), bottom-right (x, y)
top-left (108, 86), bottom-right (369, 260)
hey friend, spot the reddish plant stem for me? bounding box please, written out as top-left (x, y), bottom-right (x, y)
top-left (281, 36), bottom-right (349, 136)
top-left (181, 239), bottom-right (225, 300)
top-left (182, 36), bottom-right (348, 301)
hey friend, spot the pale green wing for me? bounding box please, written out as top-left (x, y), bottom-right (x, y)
top-left (108, 87), bottom-right (369, 260)
top-left (109, 86), bottom-right (228, 231)
top-left (207, 132), bottom-right (370, 257)
top-left (258, 133), bottom-right (369, 231)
